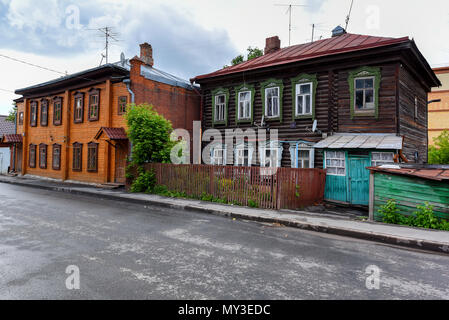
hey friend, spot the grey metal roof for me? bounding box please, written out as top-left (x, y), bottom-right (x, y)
top-left (140, 65), bottom-right (197, 90)
top-left (0, 115), bottom-right (15, 137)
top-left (313, 133), bottom-right (403, 150)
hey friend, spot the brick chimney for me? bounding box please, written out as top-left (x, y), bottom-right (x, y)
top-left (264, 36), bottom-right (281, 55)
top-left (140, 42), bottom-right (154, 67)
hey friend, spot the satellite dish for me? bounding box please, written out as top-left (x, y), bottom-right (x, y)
top-left (120, 52), bottom-right (126, 67)
top-left (312, 119), bottom-right (318, 132)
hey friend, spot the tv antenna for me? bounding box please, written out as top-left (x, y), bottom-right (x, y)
top-left (345, 0), bottom-right (355, 31)
top-left (97, 26), bottom-right (120, 65)
top-left (274, 3), bottom-right (307, 46)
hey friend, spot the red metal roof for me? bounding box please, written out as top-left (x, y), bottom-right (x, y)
top-left (369, 166), bottom-right (449, 182)
top-left (2, 134), bottom-right (22, 144)
top-left (193, 33), bottom-right (410, 81)
top-left (94, 127), bottom-right (128, 140)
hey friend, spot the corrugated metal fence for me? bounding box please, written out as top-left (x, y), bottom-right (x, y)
top-left (139, 163), bottom-right (326, 210)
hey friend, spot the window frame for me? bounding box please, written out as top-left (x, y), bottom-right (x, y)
top-left (234, 84), bottom-right (255, 124)
top-left (265, 87), bottom-right (280, 119)
top-left (211, 88), bottom-right (229, 126)
top-left (261, 79), bottom-right (284, 122)
top-left (40, 99), bottom-right (49, 127)
top-left (325, 151), bottom-right (346, 176)
top-left (289, 143), bottom-right (315, 169)
top-left (295, 82), bottom-right (313, 117)
top-left (74, 92), bottom-right (84, 124)
top-left (52, 144), bottom-right (61, 171)
top-left (354, 76), bottom-right (375, 111)
top-left (214, 94), bottom-right (226, 122)
top-left (88, 88), bottom-right (100, 121)
top-left (210, 144), bottom-right (227, 166)
top-left (39, 143), bottom-right (47, 169)
top-left (30, 101), bottom-right (38, 127)
top-left (259, 141), bottom-right (283, 168)
top-left (234, 142), bottom-right (255, 167)
top-left (72, 142), bottom-right (83, 172)
top-left (118, 96), bottom-right (128, 115)
top-left (291, 74), bottom-right (318, 120)
top-left (53, 96), bottom-right (63, 126)
top-left (29, 144), bottom-right (37, 168)
top-left (87, 142), bottom-right (99, 172)
top-left (348, 66), bottom-right (381, 119)
top-left (371, 152), bottom-right (395, 167)
top-left (18, 112), bottom-right (24, 125)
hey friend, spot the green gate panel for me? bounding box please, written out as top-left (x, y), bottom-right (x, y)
top-left (348, 157), bottom-right (370, 205)
top-left (325, 175), bottom-right (348, 203)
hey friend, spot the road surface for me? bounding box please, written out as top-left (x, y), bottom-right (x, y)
top-left (0, 183), bottom-right (448, 299)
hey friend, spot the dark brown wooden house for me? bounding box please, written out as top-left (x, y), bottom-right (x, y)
top-left (191, 27), bottom-right (440, 206)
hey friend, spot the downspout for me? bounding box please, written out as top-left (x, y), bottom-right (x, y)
top-left (190, 79), bottom-right (203, 164)
top-left (123, 79), bottom-right (135, 162)
top-left (12, 105), bottom-right (17, 172)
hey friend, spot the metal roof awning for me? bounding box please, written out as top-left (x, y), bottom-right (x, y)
top-left (313, 133), bottom-right (403, 150)
top-left (94, 127), bottom-right (128, 141)
top-left (1, 134), bottom-right (23, 144)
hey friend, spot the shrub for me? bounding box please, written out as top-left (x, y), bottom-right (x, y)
top-left (410, 202), bottom-right (440, 229)
top-left (130, 168), bottom-right (156, 193)
top-left (248, 200), bottom-right (258, 208)
top-left (379, 199), bottom-right (406, 225)
top-left (428, 130), bottom-right (449, 164)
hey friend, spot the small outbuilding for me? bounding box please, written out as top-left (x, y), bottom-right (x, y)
top-left (368, 165), bottom-right (449, 221)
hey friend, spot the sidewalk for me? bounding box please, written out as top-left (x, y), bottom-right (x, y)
top-left (1, 174), bottom-right (449, 255)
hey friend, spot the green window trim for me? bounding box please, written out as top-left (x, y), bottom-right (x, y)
top-left (291, 73), bottom-right (318, 120)
top-left (234, 83), bottom-right (255, 124)
top-left (211, 87), bottom-right (230, 127)
top-left (348, 66), bottom-right (381, 119)
top-left (261, 78), bottom-right (284, 123)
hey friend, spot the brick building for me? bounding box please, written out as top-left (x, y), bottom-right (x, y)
top-left (428, 67), bottom-right (449, 145)
top-left (9, 43), bottom-right (200, 184)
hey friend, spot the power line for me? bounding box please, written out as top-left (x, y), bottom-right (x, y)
top-left (0, 53), bottom-right (66, 75)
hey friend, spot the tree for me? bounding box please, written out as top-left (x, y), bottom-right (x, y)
top-left (125, 103), bottom-right (176, 166)
top-left (428, 130), bottom-right (449, 164)
top-left (5, 106), bottom-right (17, 122)
top-left (228, 46), bottom-right (264, 67)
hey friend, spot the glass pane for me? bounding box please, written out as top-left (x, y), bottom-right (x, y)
top-left (365, 78), bottom-right (374, 88)
top-left (304, 160), bottom-right (310, 168)
top-left (298, 150), bottom-right (309, 158)
top-left (372, 153), bottom-right (381, 161)
top-left (365, 89), bottom-right (374, 104)
top-left (337, 168), bottom-right (345, 175)
top-left (355, 90), bottom-right (364, 109)
top-left (305, 95), bottom-right (311, 114)
top-left (300, 84), bottom-right (311, 94)
top-left (272, 97), bottom-right (279, 116)
top-left (245, 102), bottom-right (250, 118)
top-left (355, 79), bottom-right (364, 89)
top-left (297, 96), bottom-right (303, 115)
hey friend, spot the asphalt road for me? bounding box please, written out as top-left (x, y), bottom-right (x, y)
top-left (0, 182), bottom-right (448, 300)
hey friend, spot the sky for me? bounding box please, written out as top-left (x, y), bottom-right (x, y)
top-left (0, 0), bottom-right (449, 115)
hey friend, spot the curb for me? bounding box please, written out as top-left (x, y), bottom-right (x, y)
top-left (1, 178), bottom-right (448, 255)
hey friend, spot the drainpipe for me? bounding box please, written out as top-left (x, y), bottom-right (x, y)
top-left (12, 105), bottom-right (17, 173)
top-left (190, 79), bottom-right (203, 164)
top-left (123, 79), bottom-right (135, 103)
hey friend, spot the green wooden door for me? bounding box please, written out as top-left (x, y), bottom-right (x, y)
top-left (348, 156), bottom-right (370, 205)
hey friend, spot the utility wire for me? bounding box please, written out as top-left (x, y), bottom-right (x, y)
top-left (0, 53), bottom-right (66, 75)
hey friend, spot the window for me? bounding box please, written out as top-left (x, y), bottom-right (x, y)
top-left (30, 101), bottom-right (38, 127)
top-left (289, 144), bottom-right (315, 168)
top-left (296, 83), bottom-right (313, 116)
top-left (118, 96), bottom-right (127, 115)
top-left (88, 89), bottom-right (100, 121)
top-left (354, 77), bottom-right (375, 111)
top-left (325, 151), bottom-right (346, 176)
top-left (297, 150), bottom-right (312, 168)
top-left (87, 142), bottom-right (98, 172)
top-left (211, 88), bottom-right (229, 125)
top-left (371, 152), bottom-right (395, 167)
top-left (40, 99), bottom-right (48, 126)
top-left (215, 95), bottom-right (226, 122)
top-left (238, 91), bottom-right (251, 120)
top-left (29, 144), bottom-right (36, 168)
top-left (235, 84), bottom-right (255, 123)
top-left (52, 144), bottom-right (61, 170)
top-left (72, 143), bottom-right (82, 171)
top-left (39, 144), bottom-right (47, 169)
top-left (236, 149), bottom-right (249, 166)
top-left (263, 148), bottom-right (279, 168)
top-left (348, 66), bottom-right (381, 119)
top-left (74, 93), bottom-right (84, 123)
top-left (265, 87), bottom-right (280, 118)
top-left (53, 97), bottom-right (62, 126)
top-left (18, 112), bottom-right (24, 125)
top-left (259, 142), bottom-right (283, 168)
top-left (210, 145), bottom-right (226, 165)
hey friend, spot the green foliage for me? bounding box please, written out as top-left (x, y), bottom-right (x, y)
top-left (125, 163), bottom-right (135, 180)
top-left (295, 185), bottom-right (301, 198)
top-left (248, 200), bottom-right (258, 208)
top-left (229, 46), bottom-right (263, 67)
top-left (428, 130), bottom-right (449, 164)
top-left (379, 199), bottom-right (449, 231)
top-left (5, 106), bottom-right (17, 122)
top-left (130, 167), bottom-right (156, 193)
top-left (125, 104), bottom-right (176, 166)
top-left (380, 199), bottom-right (407, 225)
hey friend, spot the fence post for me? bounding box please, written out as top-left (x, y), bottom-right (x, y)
top-left (276, 168), bottom-right (281, 210)
top-left (209, 165), bottom-right (214, 196)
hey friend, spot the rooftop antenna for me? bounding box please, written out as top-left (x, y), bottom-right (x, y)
top-left (345, 0), bottom-right (355, 31)
top-left (274, 3), bottom-right (307, 46)
top-left (97, 26), bottom-right (120, 65)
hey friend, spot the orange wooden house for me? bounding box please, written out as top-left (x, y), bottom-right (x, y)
top-left (428, 67), bottom-right (449, 145)
top-left (8, 43), bottom-right (200, 185)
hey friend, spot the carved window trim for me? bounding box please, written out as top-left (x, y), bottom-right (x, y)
top-left (30, 101), bottom-right (38, 127)
top-left (72, 142), bottom-right (83, 171)
top-left (87, 142), bottom-right (99, 172)
top-left (39, 143), bottom-right (47, 169)
top-left (88, 88), bottom-right (100, 121)
top-left (29, 144), bottom-right (37, 168)
top-left (52, 144), bottom-right (61, 170)
top-left (53, 96), bottom-right (63, 126)
top-left (40, 99), bottom-right (49, 127)
top-left (74, 92), bottom-right (84, 124)
top-left (118, 96), bottom-right (128, 115)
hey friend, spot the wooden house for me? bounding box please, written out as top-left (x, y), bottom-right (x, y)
top-left (8, 43), bottom-right (200, 185)
top-left (191, 27), bottom-right (440, 206)
top-left (428, 66), bottom-right (449, 145)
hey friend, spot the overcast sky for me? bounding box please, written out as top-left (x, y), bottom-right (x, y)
top-left (1, 0), bottom-right (449, 115)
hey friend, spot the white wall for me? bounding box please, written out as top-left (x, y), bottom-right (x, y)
top-left (0, 147), bottom-right (10, 174)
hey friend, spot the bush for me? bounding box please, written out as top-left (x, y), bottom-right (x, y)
top-left (428, 130), bottom-right (449, 164)
top-left (411, 202), bottom-right (439, 229)
top-left (130, 168), bottom-right (156, 193)
top-left (379, 199), bottom-right (406, 225)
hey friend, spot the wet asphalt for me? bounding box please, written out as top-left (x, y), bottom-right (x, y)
top-left (0, 182), bottom-right (448, 300)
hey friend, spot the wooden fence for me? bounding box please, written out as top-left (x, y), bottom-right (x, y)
top-left (130, 163), bottom-right (326, 210)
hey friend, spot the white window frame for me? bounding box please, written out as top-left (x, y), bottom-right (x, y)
top-left (295, 82), bottom-right (313, 116)
top-left (265, 87), bottom-right (280, 118)
top-left (259, 141), bottom-right (283, 168)
top-left (210, 144), bottom-right (227, 166)
top-left (354, 76), bottom-right (375, 111)
top-left (214, 94), bottom-right (226, 122)
top-left (234, 143), bottom-right (255, 167)
top-left (371, 152), bottom-right (395, 167)
top-left (325, 151), bottom-right (346, 176)
top-left (238, 91), bottom-right (251, 120)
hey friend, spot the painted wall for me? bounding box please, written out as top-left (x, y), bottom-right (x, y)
top-left (429, 68), bottom-right (449, 146)
top-left (0, 147), bottom-right (10, 174)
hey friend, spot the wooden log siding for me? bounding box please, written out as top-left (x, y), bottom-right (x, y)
top-left (140, 163), bottom-right (326, 210)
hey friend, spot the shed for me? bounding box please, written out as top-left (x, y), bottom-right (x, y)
top-left (368, 165), bottom-right (449, 221)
